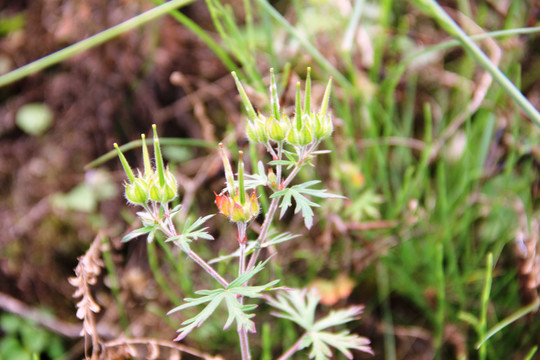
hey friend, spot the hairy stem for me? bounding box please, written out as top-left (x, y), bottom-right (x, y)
top-left (245, 197), bottom-right (279, 272)
top-left (239, 242), bottom-right (246, 276)
top-left (246, 158), bottom-right (305, 272)
top-left (187, 251), bottom-right (229, 288)
top-left (276, 142), bottom-right (283, 185)
top-left (237, 224), bottom-right (251, 360)
top-left (158, 205), bottom-right (229, 288)
top-left (239, 328), bottom-right (252, 360)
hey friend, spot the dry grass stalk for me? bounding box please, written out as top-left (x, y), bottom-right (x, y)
top-left (514, 201), bottom-right (540, 308)
top-left (68, 233), bottom-right (104, 360)
top-left (102, 338), bottom-right (224, 360)
top-left (428, 8), bottom-right (501, 163)
top-left (515, 221), bottom-right (540, 307)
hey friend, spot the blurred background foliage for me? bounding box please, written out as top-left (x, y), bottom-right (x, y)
top-left (1, 0), bottom-right (540, 359)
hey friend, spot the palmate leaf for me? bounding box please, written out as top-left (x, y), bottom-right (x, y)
top-left (267, 288), bottom-right (319, 329)
top-left (308, 331), bottom-right (373, 360)
top-left (241, 161), bottom-right (269, 190)
top-left (311, 306), bottom-right (365, 331)
top-left (122, 225), bottom-right (158, 243)
top-left (344, 189), bottom-right (384, 222)
top-left (167, 261), bottom-right (279, 341)
top-left (169, 291), bottom-right (225, 341)
top-left (227, 258), bottom-right (273, 288)
top-left (268, 289), bottom-right (372, 359)
top-left (223, 292), bottom-right (256, 332)
top-left (271, 181), bottom-right (344, 229)
top-left (269, 150), bottom-right (297, 169)
top-left (165, 214), bottom-right (214, 252)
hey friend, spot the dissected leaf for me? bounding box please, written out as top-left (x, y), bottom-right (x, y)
top-left (168, 261), bottom-right (278, 341)
top-left (241, 161), bottom-right (269, 189)
top-left (228, 259), bottom-right (272, 289)
top-left (268, 289), bottom-right (372, 359)
top-left (312, 306), bottom-right (364, 331)
top-left (166, 214), bottom-right (214, 252)
top-left (308, 331), bottom-right (373, 359)
top-left (223, 292), bottom-right (256, 332)
top-left (271, 181), bottom-right (344, 229)
top-left (345, 189), bottom-right (383, 222)
top-left (172, 292), bottom-right (225, 341)
top-left (122, 225), bottom-right (157, 243)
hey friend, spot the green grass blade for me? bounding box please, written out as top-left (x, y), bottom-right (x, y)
top-left (476, 297), bottom-right (540, 349)
top-left (85, 137), bottom-right (214, 170)
top-left (0, 0), bottom-right (196, 87)
top-left (478, 253), bottom-right (493, 360)
top-left (414, 0), bottom-right (540, 127)
top-left (254, 0), bottom-right (352, 92)
top-left (151, 0), bottom-right (237, 71)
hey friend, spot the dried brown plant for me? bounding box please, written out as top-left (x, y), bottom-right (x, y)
top-left (102, 338), bottom-right (224, 360)
top-left (514, 202), bottom-right (540, 308)
top-left (68, 234), bottom-right (222, 360)
top-left (68, 233), bottom-right (104, 360)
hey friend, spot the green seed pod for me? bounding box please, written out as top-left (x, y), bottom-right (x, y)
top-left (149, 168), bottom-right (178, 203)
top-left (286, 122), bottom-right (313, 147)
top-left (299, 122), bottom-right (314, 145)
top-left (313, 113), bottom-right (333, 140)
top-left (114, 143), bottom-right (135, 184)
top-left (266, 115), bottom-right (289, 142)
top-left (125, 177), bottom-right (149, 205)
top-left (286, 127), bottom-right (301, 146)
top-left (246, 118), bottom-right (268, 143)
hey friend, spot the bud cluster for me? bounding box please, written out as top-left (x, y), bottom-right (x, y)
top-left (115, 125), bottom-right (178, 206)
top-left (233, 68), bottom-right (333, 149)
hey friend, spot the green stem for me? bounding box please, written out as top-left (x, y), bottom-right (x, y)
top-left (377, 262), bottom-right (396, 360)
top-left (415, 0), bottom-right (540, 127)
top-left (147, 240), bottom-right (180, 305)
top-left (434, 242), bottom-right (445, 357)
top-left (0, 0), bottom-right (195, 87)
top-left (238, 151), bottom-right (246, 205)
top-left (245, 159), bottom-right (304, 272)
top-left (254, 0), bottom-right (352, 92)
top-left (86, 137), bottom-right (214, 170)
top-left (151, 0), bottom-right (237, 71)
top-left (237, 227), bottom-right (251, 360)
top-left (385, 27), bottom-right (540, 97)
top-left (101, 237), bottom-right (130, 332)
top-left (239, 327), bottom-right (252, 360)
top-left (476, 297), bottom-right (540, 349)
top-left (276, 142), bottom-right (283, 185)
top-left (159, 207), bottom-right (229, 288)
top-left (342, 0), bottom-right (365, 55)
top-left (478, 253), bottom-right (493, 360)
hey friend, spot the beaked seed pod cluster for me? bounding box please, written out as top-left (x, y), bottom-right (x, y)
top-left (115, 125), bottom-right (178, 206)
top-left (233, 68), bottom-right (333, 148)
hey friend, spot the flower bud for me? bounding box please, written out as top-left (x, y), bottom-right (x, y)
top-left (267, 169), bottom-right (277, 189)
top-left (215, 192), bottom-right (259, 223)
